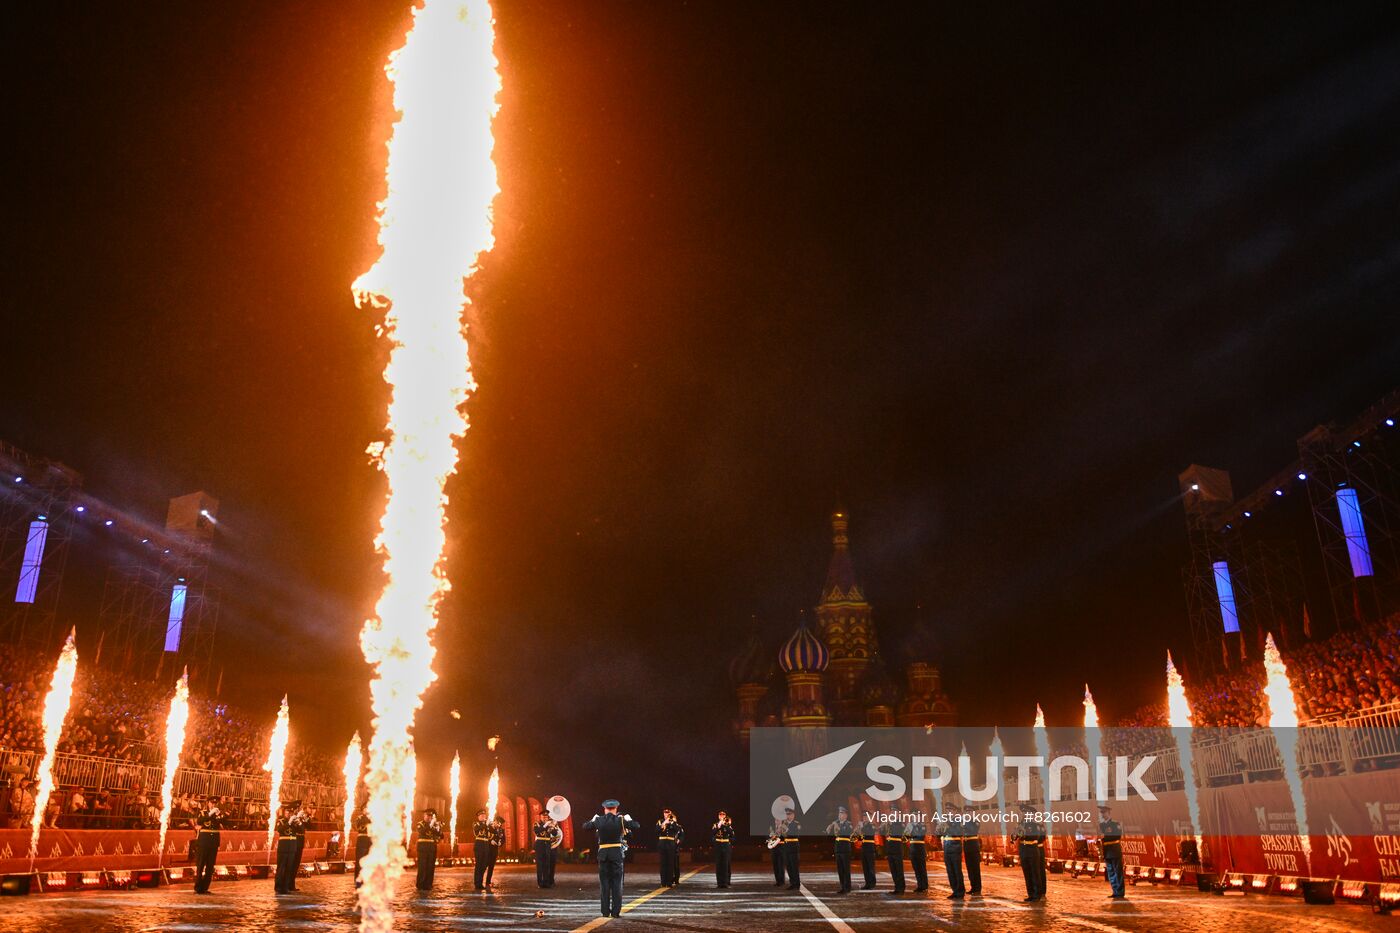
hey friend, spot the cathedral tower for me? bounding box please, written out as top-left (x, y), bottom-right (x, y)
top-left (814, 511), bottom-right (877, 725)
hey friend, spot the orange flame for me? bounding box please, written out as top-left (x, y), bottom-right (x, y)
top-left (1033, 703), bottom-right (1051, 841)
top-left (353, 1), bottom-right (499, 926)
top-left (1082, 684), bottom-right (1101, 800)
top-left (344, 732), bottom-right (362, 848)
top-left (1262, 634), bottom-right (1311, 865)
top-left (449, 752), bottom-right (461, 849)
top-left (1165, 651), bottom-right (1204, 856)
top-left (487, 735), bottom-right (500, 752)
top-left (158, 668), bottom-right (191, 862)
top-left (30, 628), bottom-right (78, 857)
top-left (486, 766), bottom-right (500, 818)
top-left (263, 695), bottom-right (291, 855)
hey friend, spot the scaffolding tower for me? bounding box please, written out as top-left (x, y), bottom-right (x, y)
top-left (98, 492), bottom-right (220, 686)
top-left (0, 441), bottom-right (81, 649)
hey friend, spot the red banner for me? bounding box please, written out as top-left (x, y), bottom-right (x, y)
top-left (0, 829), bottom-right (347, 875)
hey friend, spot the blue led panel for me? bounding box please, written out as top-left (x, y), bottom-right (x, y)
top-left (14, 520), bottom-right (48, 603)
top-left (164, 583), bottom-right (188, 653)
top-left (1336, 488), bottom-right (1374, 578)
top-left (1212, 560), bottom-right (1240, 633)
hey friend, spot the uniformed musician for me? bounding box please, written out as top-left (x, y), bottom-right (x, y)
top-left (485, 814), bottom-right (506, 888)
top-left (824, 806), bottom-right (855, 894)
top-left (415, 808), bottom-right (444, 891)
top-left (1014, 801), bottom-right (1047, 902)
top-left (291, 801), bottom-right (310, 888)
top-left (712, 810), bottom-right (735, 888)
top-left (906, 814), bottom-right (929, 893)
top-left (781, 807), bottom-right (802, 889)
top-left (857, 817), bottom-right (879, 889)
top-left (352, 806), bottom-right (371, 888)
top-left (583, 799), bottom-right (640, 919)
top-left (960, 804), bottom-right (983, 896)
top-left (767, 818), bottom-right (786, 886)
top-left (937, 804), bottom-right (965, 900)
top-left (656, 808), bottom-right (684, 887)
top-left (533, 811), bottom-right (559, 888)
top-left (190, 796), bottom-right (226, 894)
top-left (1097, 803), bottom-right (1125, 899)
top-left (885, 818), bottom-right (907, 895)
top-left (472, 809), bottom-right (492, 891)
top-left (274, 802), bottom-right (299, 895)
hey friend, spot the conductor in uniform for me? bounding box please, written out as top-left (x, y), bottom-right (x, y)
top-left (190, 796), bottom-right (226, 894)
top-left (583, 799), bottom-right (640, 919)
top-left (472, 809), bottom-right (492, 891)
top-left (712, 811), bottom-right (735, 888)
top-left (656, 808), bottom-right (684, 887)
top-left (858, 817), bottom-right (879, 889)
top-left (780, 807), bottom-right (802, 889)
top-left (415, 808), bottom-right (444, 891)
top-left (1097, 804), bottom-right (1126, 899)
top-left (1014, 801), bottom-right (1047, 902)
top-left (824, 806), bottom-right (854, 894)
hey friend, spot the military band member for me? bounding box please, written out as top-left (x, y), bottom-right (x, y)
top-left (824, 806), bottom-right (855, 894)
top-left (274, 803), bottom-right (299, 895)
top-left (472, 809), bottom-right (492, 891)
top-left (781, 808), bottom-right (802, 889)
top-left (907, 815), bottom-right (929, 892)
top-left (656, 808), bottom-right (684, 887)
top-left (1097, 804), bottom-right (1125, 899)
top-left (485, 814), bottom-right (506, 887)
top-left (415, 808), bottom-right (444, 891)
top-left (583, 799), bottom-right (640, 919)
top-left (534, 812), bottom-right (554, 888)
top-left (1014, 802), bottom-right (1047, 902)
top-left (885, 820), bottom-right (907, 895)
top-left (712, 811), bottom-right (735, 888)
top-left (937, 806), bottom-right (965, 899)
top-left (190, 796), bottom-right (226, 894)
top-left (292, 802), bottom-right (310, 888)
top-left (768, 818), bottom-right (786, 885)
top-left (960, 804), bottom-right (982, 896)
top-left (858, 818), bottom-right (879, 889)
top-left (353, 807), bottom-right (372, 888)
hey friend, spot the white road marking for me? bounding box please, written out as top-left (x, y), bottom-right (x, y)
top-left (797, 884), bottom-right (858, 932)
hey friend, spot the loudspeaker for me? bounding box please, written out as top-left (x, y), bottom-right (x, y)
top-left (1047, 859), bottom-right (1065, 874)
top-left (1, 875), bottom-right (33, 896)
top-left (1301, 880), bottom-right (1335, 905)
top-left (135, 870), bottom-right (161, 888)
top-left (1196, 872), bottom-right (1218, 892)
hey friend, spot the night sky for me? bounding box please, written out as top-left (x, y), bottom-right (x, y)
top-left (4, 2), bottom-right (1400, 816)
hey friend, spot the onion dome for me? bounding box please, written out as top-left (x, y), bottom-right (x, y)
top-left (729, 620), bottom-right (775, 686)
top-left (861, 656), bottom-right (900, 708)
top-left (779, 622), bottom-right (830, 674)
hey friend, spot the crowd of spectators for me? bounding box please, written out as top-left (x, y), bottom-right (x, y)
top-left (0, 650), bottom-right (344, 830)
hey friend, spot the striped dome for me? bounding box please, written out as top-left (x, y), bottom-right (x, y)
top-left (779, 624), bottom-right (829, 674)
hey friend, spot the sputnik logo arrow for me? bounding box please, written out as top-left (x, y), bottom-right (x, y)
top-left (788, 741), bottom-right (865, 813)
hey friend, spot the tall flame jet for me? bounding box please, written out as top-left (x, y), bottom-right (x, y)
top-left (263, 695), bottom-right (291, 856)
top-left (353, 0), bottom-right (500, 928)
top-left (1165, 652), bottom-right (1204, 857)
top-left (1261, 633), bottom-right (1311, 867)
top-left (158, 669), bottom-right (192, 864)
top-left (1082, 684), bottom-right (1101, 800)
top-left (344, 732), bottom-right (363, 850)
top-left (449, 752), bottom-right (461, 850)
top-left (30, 629), bottom-right (78, 858)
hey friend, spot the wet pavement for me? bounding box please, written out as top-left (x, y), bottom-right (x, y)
top-left (0, 862), bottom-right (1392, 931)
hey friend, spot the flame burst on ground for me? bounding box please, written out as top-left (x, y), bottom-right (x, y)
top-left (1033, 704), bottom-right (1052, 845)
top-left (1083, 684), bottom-right (1101, 800)
top-left (352, 0), bottom-right (500, 928)
top-left (1261, 633), bottom-right (1312, 867)
top-left (158, 669), bottom-right (191, 863)
top-left (263, 695), bottom-right (291, 856)
top-left (449, 752), bottom-right (461, 849)
top-left (344, 732), bottom-right (362, 848)
top-left (30, 629), bottom-right (78, 857)
top-left (1165, 652), bottom-right (1205, 857)
top-left (486, 766), bottom-right (500, 818)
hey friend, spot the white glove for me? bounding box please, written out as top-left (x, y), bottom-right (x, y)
top-left (624, 813), bottom-right (632, 822)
